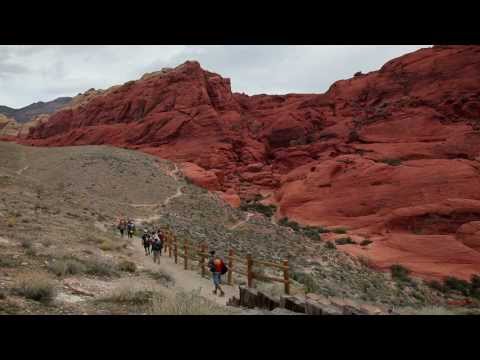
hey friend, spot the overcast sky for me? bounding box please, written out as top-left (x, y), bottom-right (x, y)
top-left (0, 45), bottom-right (429, 108)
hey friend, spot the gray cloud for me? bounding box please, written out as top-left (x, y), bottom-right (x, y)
top-left (0, 45), bottom-right (429, 108)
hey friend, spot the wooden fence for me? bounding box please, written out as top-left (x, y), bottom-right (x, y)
top-left (162, 228), bottom-right (290, 294)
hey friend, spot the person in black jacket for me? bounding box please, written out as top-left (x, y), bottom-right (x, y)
top-left (142, 230), bottom-right (151, 256)
top-left (152, 234), bottom-right (162, 264)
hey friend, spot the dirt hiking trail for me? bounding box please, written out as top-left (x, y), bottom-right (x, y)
top-left (127, 234), bottom-right (238, 306)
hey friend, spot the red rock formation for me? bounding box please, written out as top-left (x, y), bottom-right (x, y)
top-left (19, 46), bottom-right (480, 280)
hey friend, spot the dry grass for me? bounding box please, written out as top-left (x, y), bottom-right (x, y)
top-left (143, 269), bottom-right (175, 286)
top-left (13, 274), bottom-right (56, 304)
top-left (149, 289), bottom-right (231, 315)
top-left (118, 260), bottom-right (137, 273)
top-left (48, 258), bottom-right (87, 277)
top-left (99, 284), bottom-right (154, 305)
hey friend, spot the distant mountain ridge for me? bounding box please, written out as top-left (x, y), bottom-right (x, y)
top-left (0, 97), bottom-right (73, 123)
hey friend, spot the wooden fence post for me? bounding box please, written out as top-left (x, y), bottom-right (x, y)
top-left (174, 236), bottom-right (178, 264)
top-left (283, 259), bottom-right (290, 295)
top-left (184, 240), bottom-right (188, 270)
top-left (247, 253), bottom-right (253, 288)
top-left (228, 249), bottom-right (233, 285)
top-left (201, 243), bottom-right (206, 277)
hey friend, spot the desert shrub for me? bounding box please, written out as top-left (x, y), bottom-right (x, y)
top-left (13, 275), bottom-right (56, 304)
top-left (292, 272), bottom-right (320, 293)
top-left (240, 202), bottom-right (276, 218)
top-left (149, 289), bottom-right (230, 315)
top-left (99, 240), bottom-right (115, 251)
top-left (25, 248), bottom-right (36, 257)
top-left (6, 216), bottom-right (17, 228)
top-left (332, 228), bottom-right (347, 234)
top-left (144, 269), bottom-right (174, 286)
top-left (83, 258), bottom-right (119, 278)
top-left (0, 256), bottom-right (18, 268)
top-left (390, 264), bottom-right (411, 282)
top-left (470, 274), bottom-right (480, 289)
top-left (100, 285), bottom-right (154, 305)
top-left (20, 239), bottom-right (33, 249)
top-left (48, 259), bottom-right (87, 277)
top-left (325, 241), bottom-right (336, 250)
top-left (302, 227), bottom-right (321, 241)
top-left (443, 276), bottom-right (471, 296)
top-left (118, 260), bottom-right (137, 273)
top-left (335, 237), bottom-right (355, 245)
top-left (253, 194), bottom-right (263, 202)
top-left (381, 158), bottom-right (402, 166)
top-left (426, 280), bottom-right (445, 292)
top-left (278, 217), bottom-right (300, 232)
top-left (360, 239), bottom-right (373, 246)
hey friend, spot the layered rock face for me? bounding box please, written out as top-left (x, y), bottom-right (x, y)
top-left (21, 45), bottom-right (480, 279)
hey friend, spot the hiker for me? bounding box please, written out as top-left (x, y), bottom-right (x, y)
top-left (142, 229), bottom-right (151, 256)
top-left (117, 219), bottom-right (126, 238)
top-left (157, 229), bottom-right (165, 256)
top-left (127, 220), bottom-right (135, 239)
top-left (208, 250), bottom-right (228, 296)
top-left (152, 234), bottom-right (162, 264)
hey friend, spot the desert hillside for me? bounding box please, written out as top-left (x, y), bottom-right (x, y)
top-left (4, 141), bottom-right (478, 314)
top-left (15, 45), bottom-right (480, 280)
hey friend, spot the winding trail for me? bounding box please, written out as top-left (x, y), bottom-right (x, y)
top-left (229, 212), bottom-right (254, 230)
top-left (16, 165), bottom-right (29, 175)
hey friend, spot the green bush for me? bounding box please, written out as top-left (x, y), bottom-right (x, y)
top-left (390, 264), bottom-right (411, 282)
top-left (332, 228), bottom-right (347, 234)
top-left (443, 276), bottom-right (471, 296)
top-left (426, 280), bottom-right (445, 292)
top-left (381, 158), bottom-right (402, 166)
top-left (278, 217), bottom-right (300, 232)
top-left (335, 237), bottom-right (355, 245)
top-left (0, 256), bottom-right (18, 268)
top-left (470, 275), bottom-right (480, 299)
top-left (360, 239), bottom-right (373, 246)
top-left (302, 227), bottom-right (321, 241)
top-left (240, 202), bottom-right (276, 218)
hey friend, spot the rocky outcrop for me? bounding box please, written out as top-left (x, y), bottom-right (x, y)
top-left (231, 286), bottom-right (394, 315)
top-left (17, 46), bottom-right (480, 280)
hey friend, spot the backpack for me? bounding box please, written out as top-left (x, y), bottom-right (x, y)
top-left (152, 241), bottom-right (161, 251)
top-left (220, 261), bottom-right (228, 275)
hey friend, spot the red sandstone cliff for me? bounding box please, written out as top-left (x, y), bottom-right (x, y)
top-left (21, 45), bottom-right (480, 280)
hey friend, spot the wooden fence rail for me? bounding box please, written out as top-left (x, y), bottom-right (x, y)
top-left (160, 227), bottom-right (290, 294)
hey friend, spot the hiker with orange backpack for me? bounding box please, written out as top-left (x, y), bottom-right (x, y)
top-left (208, 250), bottom-right (228, 296)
